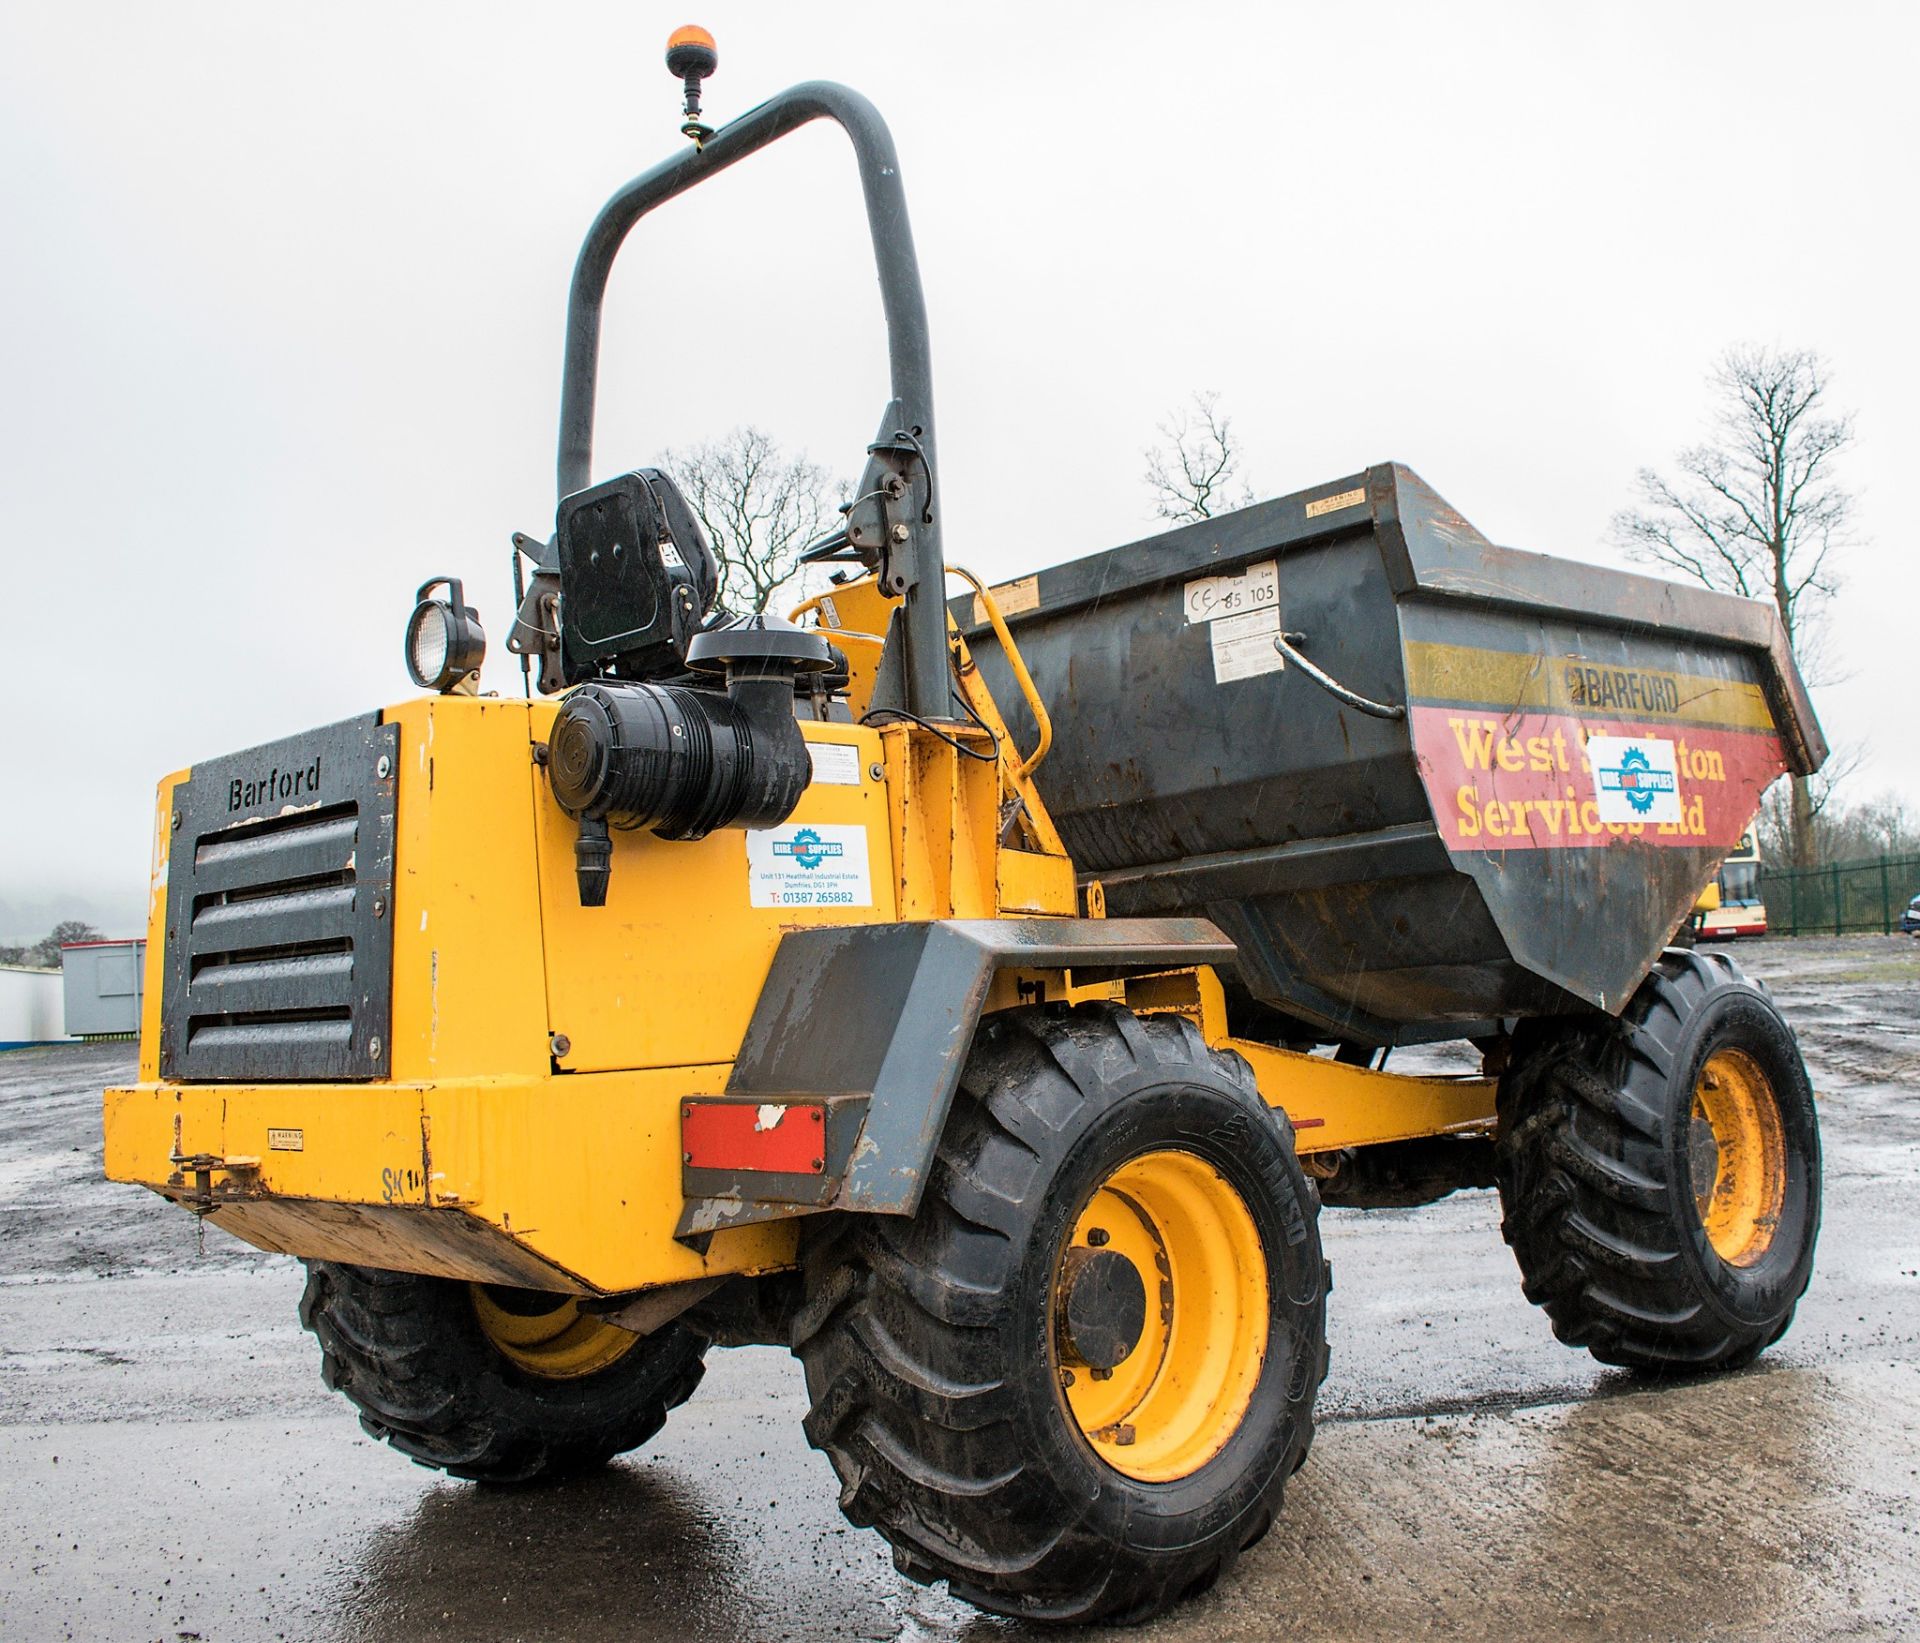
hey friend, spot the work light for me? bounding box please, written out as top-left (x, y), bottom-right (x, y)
top-left (405, 577), bottom-right (486, 692)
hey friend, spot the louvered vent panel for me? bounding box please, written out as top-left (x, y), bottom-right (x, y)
top-left (160, 715), bottom-right (397, 1082)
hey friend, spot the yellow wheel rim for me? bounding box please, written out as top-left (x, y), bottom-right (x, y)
top-left (1053, 1148), bottom-right (1268, 1483)
top-left (1689, 1048), bottom-right (1788, 1267)
top-left (469, 1285), bottom-right (639, 1380)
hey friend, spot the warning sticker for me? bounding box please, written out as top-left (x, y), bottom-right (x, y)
top-left (807, 741), bottom-right (863, 786)
top-left (267, 1128), bottom-right (304, 1152)
top-left (971, 574), bottom-right (1041, 626)
top-left (1587, 735), bottom-right (1684, 825)
top-left (747, 823), bottom-right (873, 908)
top-left (1304, 486), bottom-right (1367, 519)
top-left (1209, 606), bottom-right (1285, 683)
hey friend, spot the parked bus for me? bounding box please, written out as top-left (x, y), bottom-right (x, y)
top-left (1691, 832), bottom-right (1767, 940)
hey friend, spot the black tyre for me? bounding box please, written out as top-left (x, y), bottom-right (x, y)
top-left (298, 1262), bottom-right (707, 1483)
top-left (1496, 948), bottom-right (1820, 1373)
top-left (794, 1004), bottom-right (1327, 1625)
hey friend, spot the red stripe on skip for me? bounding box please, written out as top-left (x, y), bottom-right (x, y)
top-left (682, 1100), bottom-right (826, 1174)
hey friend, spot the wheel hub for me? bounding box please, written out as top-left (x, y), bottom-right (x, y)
top-left (1058, 1247), bottom-right (1148, 1370)
top-left (1689, 1047), bottom-right (1788, 1267)
top-left (469, 1284), bottom-right (639, 1379)
top-left (1687, 1114), bottom-right (1721, 1203)
top-left (1052, 1149), bottom-right (1269, 1483)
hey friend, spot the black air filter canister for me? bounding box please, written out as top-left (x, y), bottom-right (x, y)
top-left (545, 614), bottom-right (836, 906)
top-left (547, 679), bottom-right (806, 842)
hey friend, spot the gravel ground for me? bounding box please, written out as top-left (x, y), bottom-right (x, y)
top-left (1, 935), bottom-right (1916, 1641)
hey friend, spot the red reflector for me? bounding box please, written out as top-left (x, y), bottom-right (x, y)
top-left (683, 1100), bottom-right (827, 1174)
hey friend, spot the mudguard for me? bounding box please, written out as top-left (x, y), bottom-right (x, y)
top-left (675, 918), bottom-right (1234, 1237)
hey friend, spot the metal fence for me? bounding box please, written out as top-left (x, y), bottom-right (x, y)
top-left (1762, 853), bottom-right (1920, 936)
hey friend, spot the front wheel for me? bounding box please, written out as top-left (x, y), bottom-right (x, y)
top-left (1495, 948), bottom-right (1820, 1372)
top-left (794, 1005), bottom-right (1327, 1625)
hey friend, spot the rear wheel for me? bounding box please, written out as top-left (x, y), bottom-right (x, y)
top-left (794, 1004), bottom-right (1327, 1624)
top-left (299, 1262), bottom-right (707, 1482)
top-left (1495, 948), bottom-right (1820, 1372)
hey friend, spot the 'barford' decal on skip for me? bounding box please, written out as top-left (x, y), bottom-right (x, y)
top-left (1563, 664), bottom-right (1682, 716)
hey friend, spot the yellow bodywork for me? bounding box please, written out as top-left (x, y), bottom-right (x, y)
top-left (104, 574), bottom-right (1495, 1296)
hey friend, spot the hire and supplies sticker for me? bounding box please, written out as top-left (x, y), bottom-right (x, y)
top-left (746, 823), bottom-right (873, 908)
top-left (1586, 735), bottom-right (1684, 825)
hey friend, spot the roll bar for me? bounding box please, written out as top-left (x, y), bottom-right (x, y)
top-left (556, 81), bottom-right (951, 721)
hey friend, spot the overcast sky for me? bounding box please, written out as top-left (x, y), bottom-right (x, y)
top-left (2, 2), bottom-right (1915, 940)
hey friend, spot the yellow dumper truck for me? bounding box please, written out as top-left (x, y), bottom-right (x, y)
top-left (105, 33), bottom-right (1826, 1624)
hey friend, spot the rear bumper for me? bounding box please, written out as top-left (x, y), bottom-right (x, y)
top-left (103, 1069), bottom-right (797, 1295)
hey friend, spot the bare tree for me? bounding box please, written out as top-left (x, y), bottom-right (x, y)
top-left (1839, 790), bottom-right (1920, 860)
top-left (1758, 770), bottom-right (1920, 867)
top-left (0, 920), bottom-right (102, 969)
top-left (663, 427), bottom-right (843, 614)
top-left (1753, 742), bottom-right (1864, 866)
top-left (1144, 391), bottom-right (1254, 523)
top-left (1611, 345), bottom-right (1857, 866)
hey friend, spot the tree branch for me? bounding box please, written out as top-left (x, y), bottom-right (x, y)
top-left (1143, 390), bottom-right (1254, 523)
top-left (662, 426), bottom-right (843, 613)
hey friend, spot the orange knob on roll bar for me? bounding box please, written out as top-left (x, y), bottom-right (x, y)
top-left (665, 25), bottom-right (719, 141)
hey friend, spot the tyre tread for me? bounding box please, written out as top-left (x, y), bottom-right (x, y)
top-left (1496, 950), bottom-right (1817, 1374)
top-left (796, 1003), bottom-right (1325, 1624)
top-left (299, 1262), bottom-right (705, 1484)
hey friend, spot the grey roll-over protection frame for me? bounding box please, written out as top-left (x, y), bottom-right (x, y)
top-left (556, 81), bottom-right (952, 724)
top-left (558, 88), bottom-right (1243, 1239)
top-left (675, 917), bottom-right (1238, 1239)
